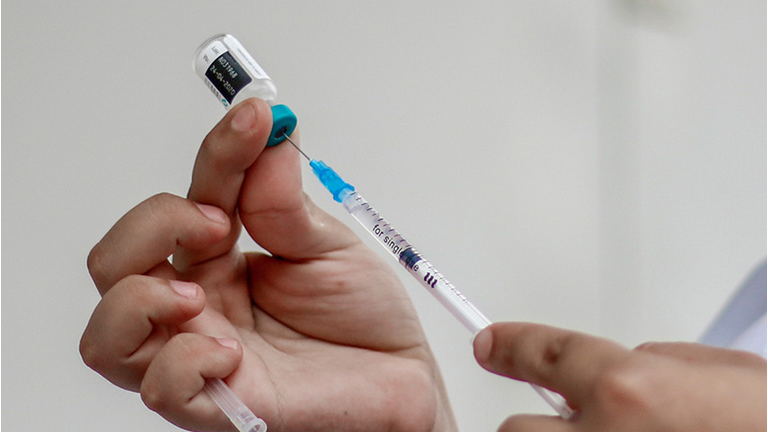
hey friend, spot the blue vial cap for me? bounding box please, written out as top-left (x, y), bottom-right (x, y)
top-left (267, 104), bottom-right (297, 147)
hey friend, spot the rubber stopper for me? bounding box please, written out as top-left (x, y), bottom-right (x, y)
top-left (267, 104), bottom-right (298, 147)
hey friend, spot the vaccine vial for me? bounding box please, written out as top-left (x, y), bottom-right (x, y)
top-left (194, 34), bottom-right (278, 109)
top-left (194, 34), bottom-right (296, 147)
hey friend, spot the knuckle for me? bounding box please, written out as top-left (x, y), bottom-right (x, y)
top-left (87, 193), bottom-right (182, 291)
top-left (79, 332), bottom-right (106, 372)
top-left (170, 332), bottom-right (200, 356)
top-left (527, 332), bottom-right (581, 387)
top-left (87, 242), bottom-right (109, 290)
top-left (730, 349), bottom-right (767, 365)
top-left (140, 333), bottom-right (198, 413)
top-left (496, 415), bottom-right (530, 432)
top-left (497, 416), bottom-right (516, 432)
top-left (592, 363), bottom-right (651, 411)
top-left (140, 379), bottom-right (167, 413)
top-left (633, 341), bottom-right (657, 352)
top-left (121, 273), bottom-right (152, 292)
top-left (199, 129), bottom-right (234, 169)
top-left (118, 275), bottom-right (158, 306)
top-left (143, 192), bottom-right (182, 216)
top-left (541, 333), bottom-right (573, 367)
top-left (146, 191), bottom-right (177, 204)
top-left (495, 323), bottom-right (538, 358)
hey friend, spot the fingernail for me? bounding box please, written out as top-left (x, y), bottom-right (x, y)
top-left (231, 104), bottom-right (256, 132)
top-left (216, 338), bottom-right (239, 350)
top-left (170, 280), bottom-right (198, 299)
top-left (194, 203), bottom-right (227, 224)
top-left (473, 327), bottom-right (493, 363)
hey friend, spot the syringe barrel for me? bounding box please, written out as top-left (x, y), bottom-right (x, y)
top-left (341, 191), bottom-right (491, 333)
top-left (204, 378), bottom-right (267, 432)
top-left (340, 190), bottom-right (573, 418)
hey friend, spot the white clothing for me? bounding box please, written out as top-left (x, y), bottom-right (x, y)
top-left (699, 261), bottom-right (767, 358)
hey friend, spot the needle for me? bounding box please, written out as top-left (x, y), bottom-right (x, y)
top-left (282, 134), bottom-right (310, 161)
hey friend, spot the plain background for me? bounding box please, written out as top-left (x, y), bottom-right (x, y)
top-left (3, 1), bottom-right (765, 431)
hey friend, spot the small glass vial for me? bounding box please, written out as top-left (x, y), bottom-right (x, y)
top-left (194, 34), bottom-right (278, 109)
top-left (194, 34), bottom-right (296, 146)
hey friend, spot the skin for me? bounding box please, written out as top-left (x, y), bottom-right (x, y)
top-left (81, 97), bottom-right (766, 432)
top-left (473, 323), bottom-right (767, 431)
top-left (81, 98), bottom-right (457, 432)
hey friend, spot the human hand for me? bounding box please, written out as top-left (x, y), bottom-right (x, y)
top-left (473, 322), bottom-right (766, 431)
top-left (81, 98), bottom-right (457, 432)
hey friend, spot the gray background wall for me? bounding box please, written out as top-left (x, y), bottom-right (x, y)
top-left (3, 1), bottom-right (765, 431)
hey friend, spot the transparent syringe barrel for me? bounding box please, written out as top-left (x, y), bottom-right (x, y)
top-left (194, 34), bottom-right (278, 110)
top-left (340, 190), bottom-right (574, 418)
top-left (204, 378), bottom-right (267, 432)
top-left (341, 191), bottom-right (491, 333)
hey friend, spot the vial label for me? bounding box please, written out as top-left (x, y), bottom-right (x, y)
top-left (199, 41), bottom-right (253, 106)
top-left (230, 45), bottom-right (270, 82)
top-left (205, 51), bottom-right (252, 104)
top-left (195, 35), bottom-right (278, 108)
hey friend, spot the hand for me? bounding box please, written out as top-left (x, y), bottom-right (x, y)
top-left (473, 322), bottom-right (766, 431)
top-left (80, 99), bottom-right (457, 432)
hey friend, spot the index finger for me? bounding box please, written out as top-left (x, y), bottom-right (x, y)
top-left (175, 99), bottom-right (272, 268)
top-left (187, 98), bottom-right (272, 214)
top-left (473, 322), bottom-right (631, 409)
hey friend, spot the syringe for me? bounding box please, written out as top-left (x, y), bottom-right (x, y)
top-left (285, 136), bottom-right (575, 419)
top-left (193, 33), bottom-right (573, 422)
top-left (204, 378), bottom-right (267, 432)
top-left (291, 139), bottom-right (491, 333)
